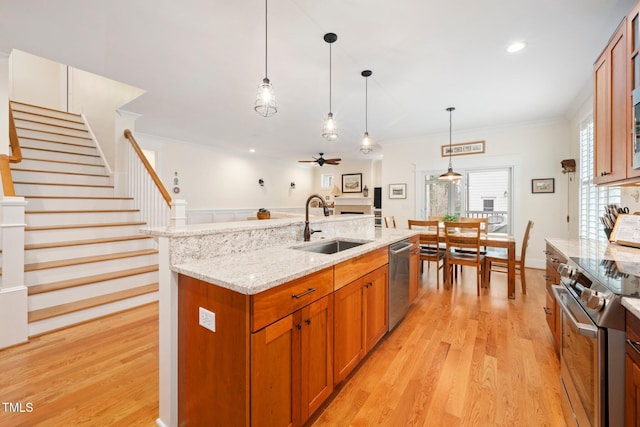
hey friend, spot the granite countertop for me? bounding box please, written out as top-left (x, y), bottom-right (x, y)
top-left (172, 228), bottom-right (418, 295)
top-left (546, 237), bottom-right (640, 319)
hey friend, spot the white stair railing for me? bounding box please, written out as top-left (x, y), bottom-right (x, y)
top-left (124, 130), bottom-right (171, 229)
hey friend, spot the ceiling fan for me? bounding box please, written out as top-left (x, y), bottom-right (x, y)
top-left (298, 153), bottom-right (341, 166)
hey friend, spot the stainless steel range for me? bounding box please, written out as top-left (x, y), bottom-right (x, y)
top-left (553, 255), bottom-right (640, 427)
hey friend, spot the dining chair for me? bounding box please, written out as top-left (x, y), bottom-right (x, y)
top-left (484, 220), bottom-right (533, 294)
top-left (384, 216), bottom-right (397, 228)
top-left (408, 220), bottom-right (445, 289)
top-left (444, 221), bottom-right (485, 295)
top-left (428, 215), bottom-right (444, 221)
top-left (456, 217), bottom-right (488, 255)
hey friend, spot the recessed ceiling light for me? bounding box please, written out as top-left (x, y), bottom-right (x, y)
top-left (249, 149), bottom-right (255, 153)
top-left (507, 41), bottom-right (526, 53)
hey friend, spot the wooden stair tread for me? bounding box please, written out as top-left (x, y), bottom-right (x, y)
top-left (17, 136), bottom-right (96, 149)
top-left (23, 249), bottom-right (158, 272)
top-left (14, 181), bottom-right (114, 188)
top-left (21, 156), bottom-right (105, 168)
top-left (28, 265), bottom-right (159, 295)
top-left (10, 101), bottom-right (83, 119)
top-left (17, 126), bottom-right (92, 141)
top-left (11, 110), bottom-right (85, 125)
top-left (24, 195), bottom-right (133, 200)
top-left (19, 145), bottom-right (99, 157)
top-left (14, 117), bottom-right (89, 133)
top-left (25, 221), bottom-right (146, 231)
top-left (10, 167), bottom-right (109, 178)
top-left (25, 235), bottom-right (153, 251)
top-left (28, 283), bottom-right (159, 323)
top-left (25, 209), bottom-right (139, 214)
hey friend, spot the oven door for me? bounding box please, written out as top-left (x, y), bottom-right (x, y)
top-left (552, 285), bottom-right (604, 427)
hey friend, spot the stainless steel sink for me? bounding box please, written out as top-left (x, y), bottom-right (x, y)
top-left (292, 239), bottom-right (370, 254)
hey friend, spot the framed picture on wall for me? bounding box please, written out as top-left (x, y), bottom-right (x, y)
top-left (389, 183), bottom-right (407, 199)
top-left (531, 178), bottom-right (555, 194)
top-left (341, 173), bottom-right (362, 193)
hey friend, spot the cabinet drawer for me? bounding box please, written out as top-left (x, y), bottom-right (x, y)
top-left (334, 247), bottom-right (388, 290)
top-left (251, 267), bottom-right (333, 332)
top-left (627, 310), bottom-right (640, 343)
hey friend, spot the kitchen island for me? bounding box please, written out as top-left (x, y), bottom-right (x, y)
top-left (142, 214), bottom-right (418, 427)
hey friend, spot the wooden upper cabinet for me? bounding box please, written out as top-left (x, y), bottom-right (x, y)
top-left (629, 3), bottom-right (640, 179)
top-left (594, 19), bottom-right (628, 184)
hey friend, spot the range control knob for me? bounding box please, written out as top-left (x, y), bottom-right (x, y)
top-left (580, 288), bottom-right (605, 311)
top-left (558, 263), bottom-right (571, 277)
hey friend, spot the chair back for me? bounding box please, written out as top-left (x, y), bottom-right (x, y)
top-left (520, 220), bottom-right (534, 264)
top-left (444, 221), bottom-right (481, 256)
top-left (384, 216), bottom-right (396, 228)
top-left (408, 219), bottom-right (440, 247)
top-left (428, 215), bottom-right (443, 221)
top-left (459, 217), bottom-right (488, 235)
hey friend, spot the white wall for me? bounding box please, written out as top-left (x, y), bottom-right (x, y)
top-left (382, 120), bottom-right (572, 269)
top-left (0, 52), bottom-right (8, 157)
top-left (9, 49), bottom-right (66, 111)
top-left (135, 133), bottom-right (315, 211)
top-left (311, 158), bottom-right (378, 202)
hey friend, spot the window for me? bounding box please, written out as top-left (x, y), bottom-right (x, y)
top-left (483, 199), bottom-right (495, 212)
top-left (578, 116), bottom-right (620, 240)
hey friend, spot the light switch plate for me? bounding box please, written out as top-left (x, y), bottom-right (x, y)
top-left (199, 307), bottom-right (216, 332)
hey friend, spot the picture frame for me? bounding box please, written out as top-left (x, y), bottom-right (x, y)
top-left (341, 173), bottom-right (362, 193)
top-left (531, 178), bottom-right (555, 194)
top-left (441, 140), bottom-right (485, 157)
top-left (389, 183), bottom-right (407, 199)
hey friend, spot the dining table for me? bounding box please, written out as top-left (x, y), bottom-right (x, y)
top-left (419, 229), bottom-right (517, 299)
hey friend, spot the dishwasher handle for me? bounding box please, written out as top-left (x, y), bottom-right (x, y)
top-left (390, 241), bottom-right (413, 255)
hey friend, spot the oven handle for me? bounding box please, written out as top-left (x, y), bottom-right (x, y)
top-left (551, 285), bottom-right (598, 338)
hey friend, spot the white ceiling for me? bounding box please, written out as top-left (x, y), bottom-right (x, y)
top-left (0, 0), bottom-right (634, 162)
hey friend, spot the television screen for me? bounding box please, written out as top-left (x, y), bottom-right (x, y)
top-left (374, 187), bottom-right (382, 209)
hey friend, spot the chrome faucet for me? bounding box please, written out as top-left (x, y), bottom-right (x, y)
top-left (304, 194), bottom-right (330, 241)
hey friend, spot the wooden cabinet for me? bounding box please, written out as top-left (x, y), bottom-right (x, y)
top-left (628, 3), bottom-right (640, 180)
top-left (594, 18), bottom-right (629, 184)
top-left (627, 310), bottom-right (640, 426)
top-left (543, 242), bottom-right (566, 353)
top-left (409, 234), bottom-right (420, 304)
top-left (334, 265), bottom-right (388, 384)
top-left (251, 294), bottom-right (333, 427)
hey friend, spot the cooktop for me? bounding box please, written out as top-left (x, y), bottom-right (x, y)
top-left (570, 256), bottom-right (640, 297)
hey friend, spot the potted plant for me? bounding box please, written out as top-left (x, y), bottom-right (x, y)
top-left (257, 208), bottom-right (271, 220)
top-left (442, 214), bottom-right (459, 222)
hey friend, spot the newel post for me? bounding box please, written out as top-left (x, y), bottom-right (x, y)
top-left (170, 199), bottom-right (187, 227)
top-left (0, 196), bottom-right (28, 348)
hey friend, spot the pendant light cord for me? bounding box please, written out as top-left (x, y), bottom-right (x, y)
top-left (365, 76), bottom-right (368, 132)
top-left (448, 108), bottom-right (453, 168)
top-left (329, 42), bottom-right (332, 113)
top-left (264, 0), bottom-right (268, 79)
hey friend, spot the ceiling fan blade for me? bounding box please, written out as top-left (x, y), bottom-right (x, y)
top-left (324, 158), bottom-right (341, 162)
top-left (298, 160), bottom-right (317, 163)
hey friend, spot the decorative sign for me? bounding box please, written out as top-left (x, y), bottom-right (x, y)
top-left (441, 140), bottom-right (485, 157)
top-left (610, 214), bottom-right (640, 249)
top-left (389, 183), bottom-right (407, 199)
top-left (531, 178), bottom-right (555, 194)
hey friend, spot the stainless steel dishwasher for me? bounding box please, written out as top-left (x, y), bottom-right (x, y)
top-left (388, 239), bottom-right (412, 331)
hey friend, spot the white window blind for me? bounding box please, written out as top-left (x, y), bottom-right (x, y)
top-left (579, 116), bottom-right (621, 240)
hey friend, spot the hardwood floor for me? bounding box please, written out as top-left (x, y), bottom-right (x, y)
top-left (0, 266), bottom-right (565, 426)
top-left (0, 302), bottom-right (159, 427)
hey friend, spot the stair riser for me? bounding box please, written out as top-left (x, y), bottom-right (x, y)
top-left (28, 292), bottom-right (158, 336)
top-left (20, 147), bottom-right (102, 165)
top-left (25, 225), bottom-right (147, 245)
top-left (25, 239), bottom-right (156, 264)
top-left (28, 272), bottom-right (158, 310)
top-left (10, 104), bottom-right (83, 123)
top-left (25, 198), bottom-right (135, 211)
top-left (17, 129), bottom-right (93, 146)
top-left (25, 211), bottom-right (140, 226)
top-left (19, 138), bottom-right (98, 155)
top-left (12, 170), bottom-right (111, 186)
top-left (17, 158), bottom-right (106, 175)
top-left (24, 253), bottom-right (158, 286)
top-left (12, 111), bottom-right (87, 131)
top-left (15, 183), bottom-right (115, 197)
top-left (15, 121), bottom-right (90, 139)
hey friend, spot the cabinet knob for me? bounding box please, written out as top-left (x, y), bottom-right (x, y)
top-left (305, 319), bottom-right (311, 325)
top-left (296, 323), bottom-right (302, 330)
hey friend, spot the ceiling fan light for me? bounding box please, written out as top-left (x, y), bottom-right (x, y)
top-left (254, 78), bottom-right (277, 117)
top-left (322, 112), bottom-right (338, 141)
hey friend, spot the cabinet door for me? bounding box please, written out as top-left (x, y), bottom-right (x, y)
top-left (333, 279), bottom-right (365, 384)
top-left (365, 266), bottom-right (389, 353)
top-left (626, 352), bottom-right (640, 427)
top-left (251, 313), bottom-right (300, 427)
top-left (300, 294), bottom-right (333, 423)
top-left (594, 21), bottom-right (628, 184)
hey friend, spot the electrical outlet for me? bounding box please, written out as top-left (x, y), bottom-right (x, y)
top-left (199, 307), bottom-right (216, 332)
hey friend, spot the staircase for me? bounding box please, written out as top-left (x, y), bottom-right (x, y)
top-left (6, 101), bottom-right (159, 336)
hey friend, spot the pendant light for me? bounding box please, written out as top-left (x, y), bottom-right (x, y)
top-left (322, 33), bottom-right (338, 141)
top-left (439, 107), bottom-right (462, 181)
top-left (254, 0), bottom-right (277, 117)
top-left (360, 70), bottom-right (373, 154)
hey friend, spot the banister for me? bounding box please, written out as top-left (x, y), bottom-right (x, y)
top-left (8, 106), bottom-right (22, 163)
top-left (123, 129), bottom-right (172, 207)
top-left (0, 154), bottom-right (15, 196)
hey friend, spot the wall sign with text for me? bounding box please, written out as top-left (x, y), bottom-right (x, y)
top-left (441, 140), bottom-right (485, 157)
